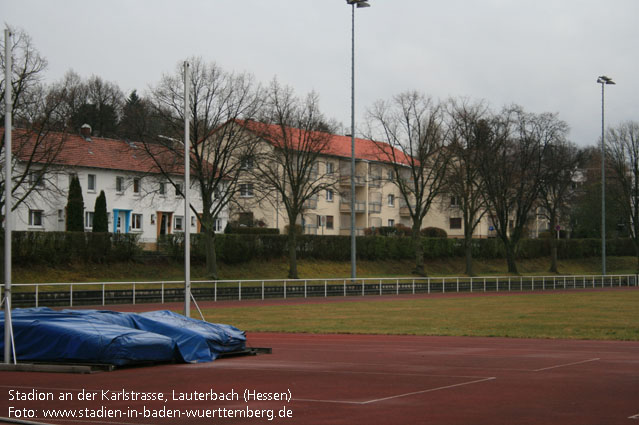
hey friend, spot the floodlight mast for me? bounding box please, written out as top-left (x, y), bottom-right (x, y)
top-left (184, 61), bottom-right (191, 318)
top-left (597, 75), bottom-right (615, 277)
top-left (346, 0), bottom-right (370, 281)
top-left (4, 28), bottom-right (14, 365)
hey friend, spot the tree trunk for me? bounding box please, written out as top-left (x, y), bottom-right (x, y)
top-left (204, 228), bottom-right (218, 280)
top-left (288, 229), bottom-right (298, 279)
top-left (412, 223), bottom-right (425, 276)
top-left (505, 241), bottom-right (518, 274)
top-left (464, 240), bottom-right (474, 276)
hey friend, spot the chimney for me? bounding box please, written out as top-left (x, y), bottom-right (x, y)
top-left (80, 124), bottom-right (92, 140)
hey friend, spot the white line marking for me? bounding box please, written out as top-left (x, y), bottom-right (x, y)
top-left (629, 413), bottom-right (639, 420)
top-left (295, 377), bottom-right (496, 405)
top-left (533, 358), bottom-right (600, 372)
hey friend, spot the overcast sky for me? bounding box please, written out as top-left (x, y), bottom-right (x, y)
top-left (4, 0), bottom-right (638, 146)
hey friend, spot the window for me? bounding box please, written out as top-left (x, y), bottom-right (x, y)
top-left (387, 170), bottom-right (395, 182)
top-left (449, 217), bottom-right (462, 229)
top-left (159, 182), bottom-right (166, 196)
top-left (29, 171), bottom-right (44, 188)
top-left (116, 176), bottom-right (124, 193)
top-left (387, 194), bottom-right (395, 207)
top-left (240, 184), bottom-right (254, 197)
top-left (133, 178), bottom-right (140, 195)
top-left (214, 218), bottom-right (222, 232)
top-left (326, 189), bottom-right (334, 202)
top-left (29, 210), bottom-right (43, 227)
top-left (174, 215), bottom-right (184, 231)
top-left (326, 215), bottom-right (334, 230)
top-left (450, 196), bottom-right (460, 207)
top-left (85, 211), bottom-right (94, 229)
top-left (175, 182), bottom-right (184, 198)
top-left (57, 209), bottom-right (64, 222)
top-left (131, 213), bottom-right (143, 231)
top-left (388, 219), bottom-right (395, 227)
top-left (326, 162), bottom-right (335, 175)
top-left (240, 156), bottom-right (254, 170)
top-left (88, 174), bottom-right (96, 192)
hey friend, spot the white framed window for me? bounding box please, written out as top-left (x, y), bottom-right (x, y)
top-left (450, 196), bottom-right (460, 207)
top-left (85, 211), bottom-right (94, 229)
top-left (326, 189), bottom-right (334, 202)
top-left (29, 210), bottom-right (43, 227)
top-left (88, 174), bottom-right (96, 192)
top-left (175, 182), bottom-right (184, 198)
top-left (174, 215), bottom-right (184, 231)
top-left (388, 219), bottom-right (395, 227)
top-left (240, 183), bottom-right (254, 198)
top-left (240, 156), bottom-right (254, 170)
top-left (387, 194), bottom-right (395, 207)
top-left (57, 209), bottom-right (64, 222)
top-left (115, 176), bottom-right (124, 193)
top-left (159, 182), bottom-right (166, 196)
top-left (131, 213), bottom-right (143, 231)
top-left (191, 216), bottom-right (196, 227)
top-left (133, 178), bottom-right (141, 195)
top-left (214, 218), bottom-right (222, 232)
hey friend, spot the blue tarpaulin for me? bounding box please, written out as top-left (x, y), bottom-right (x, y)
top-left (1, 308), bottom-right (246, 365)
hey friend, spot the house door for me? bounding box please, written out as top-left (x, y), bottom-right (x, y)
top-left (156, 212), bottom-right (173, 238)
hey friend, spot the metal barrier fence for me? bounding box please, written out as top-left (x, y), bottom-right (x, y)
top-left (1, 274), bottom-right (637, 308)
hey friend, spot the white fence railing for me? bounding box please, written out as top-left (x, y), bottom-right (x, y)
top-left (1, 274), bottom-right (637, 309)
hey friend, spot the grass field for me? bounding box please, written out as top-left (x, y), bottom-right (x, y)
top-left (201, 290), bottom-right (639, 341)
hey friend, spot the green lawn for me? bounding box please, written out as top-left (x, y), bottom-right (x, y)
top-left (202, 290), bottom-right (639, 341)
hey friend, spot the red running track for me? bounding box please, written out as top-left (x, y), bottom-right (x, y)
top-left (1, 332), bottom-right (638, 424)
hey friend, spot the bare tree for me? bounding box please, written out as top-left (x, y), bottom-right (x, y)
top-left (606, 121), bottom-right (639, 271)
top-left (538, 139), bottom-right (582, 273)
top-left (1, 28), bottom-right (70, 219)
top-left (141, 57), bottom-right (262, 279)
top-left (250, 80), bottom-right (337, 279)
top-left (444, 99), bottom-right (490, 275)
top-left (477, 106), bottom-right (557, 274)
top-left (366, 91), bottom-right (449, 276)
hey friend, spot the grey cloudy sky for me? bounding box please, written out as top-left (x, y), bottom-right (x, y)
top-left (4, 0), bottom-right (638, 146)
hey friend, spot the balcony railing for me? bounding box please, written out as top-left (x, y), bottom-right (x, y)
top-left (340, 200), bottom-right (366, 213)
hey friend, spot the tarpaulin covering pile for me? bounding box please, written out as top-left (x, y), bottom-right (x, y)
top-left (0, 308), bottom-right (246, 365)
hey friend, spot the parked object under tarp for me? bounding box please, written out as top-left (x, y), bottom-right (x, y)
top-left (1, 308), bottom-right (246, 365)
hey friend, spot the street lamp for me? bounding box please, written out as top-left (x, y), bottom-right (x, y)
top-left (597, 75), bottom-right (615, 276)
top-left (346, 0), bottom-right (370, 281)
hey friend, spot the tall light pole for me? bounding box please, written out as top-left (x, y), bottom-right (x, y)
top-left (184, 61), bottom-right (191, 317)
top-left (4, 28), bottom-right (14, 365)
top-left (597, 75), bottom-right (615, 276)
top-left (347, 0), bottom-right (370, 280)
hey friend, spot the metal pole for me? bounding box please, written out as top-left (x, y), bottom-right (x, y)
top-left (350, 3), bottom-right (357, 280)
top-left (601, 81), bottom-right (606, 276)
top-left (184, 61), bottom-right (191, 317)
top-left (4, 28), bottom-right (14, 364)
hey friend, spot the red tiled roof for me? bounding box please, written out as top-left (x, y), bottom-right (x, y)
top-left (235, 120), bottom-right (414, 166)
top-left (7, 128), bottom-right (184, 175)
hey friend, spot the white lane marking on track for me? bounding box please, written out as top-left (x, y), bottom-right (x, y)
top-left (532, 358), bottom-right (600, 372)
top-left (295, 377), bottom-right (496, 405)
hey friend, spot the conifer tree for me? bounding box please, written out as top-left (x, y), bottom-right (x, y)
top-left (92, 190), bottom-right (108, 232)
top-left (66, 175), bottom-right (84, 231)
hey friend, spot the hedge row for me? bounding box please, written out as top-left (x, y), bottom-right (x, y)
top-left (3, 231), bottom-right (141, 265)
top-left (160, 234), bottom-right (637, 264)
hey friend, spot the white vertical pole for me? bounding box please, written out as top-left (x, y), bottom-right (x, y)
top-left (4, 28), bottom-right (14, 364)
top-left (183, 61), bottom-right (191, 318)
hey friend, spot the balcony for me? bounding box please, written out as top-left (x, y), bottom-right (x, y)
top-left (368, 202), bottom-right (382, 214)
top-left (339, 173), bottom-right (366, 187)
top-left (340, 200), bottom-right (366, 213)
top-left (304, 195), bottom-right (318, 210)
top-left (399, 201), bottom-right (413, 217)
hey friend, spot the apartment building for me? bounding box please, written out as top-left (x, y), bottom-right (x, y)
top-left (228, 121), bottom-right (493, 238)
top-left (8, 126), bottom-right (227, 246)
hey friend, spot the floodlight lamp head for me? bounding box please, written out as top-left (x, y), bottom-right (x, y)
top-left (597, 75), bottom-right (615, 85)
top-left (346, 0), bottom-right (371, 7)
